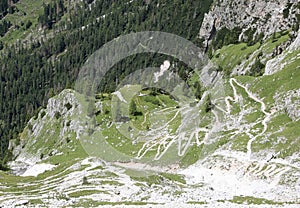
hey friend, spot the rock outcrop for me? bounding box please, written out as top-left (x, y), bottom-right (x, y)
top-left (275, 89), bottom-right (300, 122)
top-left (265, 28), bottom-right (300, 75)
top-left (9, 89), bottom-right (89, 174)
top-left (199, 0), bottom-right (299, 46)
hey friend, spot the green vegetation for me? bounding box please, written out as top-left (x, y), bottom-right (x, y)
top-left (230, 134), bottom-right (249, 152)
top-left (249, 52), bottom-right (300, 105)
top-left (230, 196), bottom-right (284, 205)
top-left (283, 2), bottom-right (293, 19)
top-left (0, 19), bottom-right (11, 37)
top-left (38, 0), bottom-right (65, 29)
top-left (0, 0), bottom-right (214, 163)
top-left (77, 201), bottom-right (159, 206)
top-left (261, 31), bottom-right (290, 55)
top-left (0, 1), bottom-right (299, 206)
top-left (129, 88), bottom-right (179, 131)
top-left (1, 0), bottom-right (51, 44)
top-left (187, 201), bottom-right (207, 205)
top-left (131, 172), bottom-right (186, 186)
top-left (212, 42), bottom-right (260, 76)
top-left (160, 172), bottom-right (186, 184)
top-left (68, 190), bottom-right (108, 198)
top-left (28, 199), bottom-right (43, 205)
top-left (231, 49), bottom-right (300, 156)
top-left (260, 115), bottom-right (300, 158)
top-left (211, 27), bottom-right (242, 50)
top-left (0, 0), bottom-right (20, 19)
top-left (248, 58), bottom-right (265, 76)
top-left (211, 29), bottom-right (291, 76)
top-left (94, 85), bottom-right (182, 160)
top-left (180, 144), bottom-right (204, 167)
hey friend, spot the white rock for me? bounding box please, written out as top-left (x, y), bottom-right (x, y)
top-left (21, 163), bottom-right (56, 177)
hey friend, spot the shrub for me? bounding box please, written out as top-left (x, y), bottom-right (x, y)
top-left (0, 163), bottom-right (9, 171)
top-left (41, 111), bottom-right (46, 118)
top-left (129, 101), bottom-right (143, 116)
top-left (283, 3), bottom-right (292, 18)
top-left (211, 27), bottom-right (242, 49)
top-left (82, 176), bottom-right (90, 185)
top-left (54, 112), bottom-right (61, 119)
top-left (144, 96), bottom-right (160, 106)
top-left (248, 58), bottom-right (265, 76)
top-left (66, 120), bottom-right (71, 127)
top-left (241, 46), bottom-right (247, 51)
top-left (25, 20), bottom-right (32, 29)
top-left (64, 103), bottom-right (72, 110)
top-left (205, 95), bottom-right (213, 112)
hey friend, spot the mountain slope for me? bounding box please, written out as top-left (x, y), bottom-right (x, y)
top-left (0, 0), bottom-right (214, 164)
top-left (2, 37), bottom-right (300, 207)
top-left (0, 0), bottom-right (300, 207)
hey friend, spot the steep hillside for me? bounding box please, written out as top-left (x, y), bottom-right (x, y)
top-left (0, 0), bottom-right (299, 207)
top-left (2, 38), bottom-right (300, 207)
top-left (0, 0), bottom-right (213, 164)
top-left (200, 0), bottom-right (300, 75)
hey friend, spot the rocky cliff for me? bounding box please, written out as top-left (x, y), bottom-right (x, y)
top-left (200, 0), bottom-right (299, 44)
top-left (8, 89), bottom-right (88, 175)
top-left (199, 0), bottom-right (300, 76)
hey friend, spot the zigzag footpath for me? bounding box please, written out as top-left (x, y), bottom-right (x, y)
top-left (225, 78), bottom-right (272, 160)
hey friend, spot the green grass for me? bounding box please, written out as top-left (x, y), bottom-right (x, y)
top-left (125, 168), bottom-right (155, 177)
top-left (244, 110), bottom-right (263, 123)
top-left (68, 190), bottom-right (109, 198)
top-left (131, 174), bottom-right (164, 186)
top-left (229, 78), bottom-right (264, 116)
top-left (88, 166), bottom-right (104, 171)
top-left (267, 117), bottom-right (300, 158)
top-left (231, 49), bottom-right (300, 156)
top-left (130, 89), bottom-right (180, 131)
top-left (211, 30), bottom-right (292, 76)
top-left (131, 172), bottom-right (186, 187)
top-left (179, 144), bottom-right (204, 167)
top-left (101, 180), bottom-right (123, 186)
top-left (261, 32), bottom-right (290, 55)
top-left (101, 125), bottom-right (145, 157)
top-left (281, 49), bottom-right (300, 66)
top-left (160, 172), bottom-right (186, 184)
top-left (1, 41), bottom-right (298, 202)
top-left (0, 92), bottom-right (92, 196)
top-left (230, 196), bottom-right (284, 205)
top-left (94, 85), bottom-right (184, 161)
top-left (230, 134), bottom-right (249, 152)
top-left (16, 90), bottom-right (90, 165)
top-left (197, 137), bottom-right (230, 160)
top-left (71, 198), bottom-right (161, 207)
top-left (249, 53), bottom-right (300, 105)
top-left (212, 42), bottom-right (260, 74)
top-left (28, 199), bottom-right (43, 205)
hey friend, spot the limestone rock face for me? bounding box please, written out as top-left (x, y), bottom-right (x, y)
top-left (46, 89), bottom-right (81, 120)
top-left (10, 89), bottom-right (89, 172)
top-left (289, 29), bottom-right (300, 51)
top-left (274, 89), bottom-right (300, 121)
top-left (199, 0), bottom-right (300, 45)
